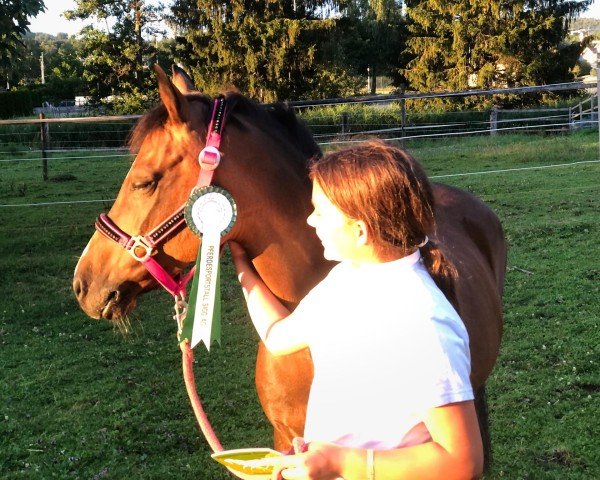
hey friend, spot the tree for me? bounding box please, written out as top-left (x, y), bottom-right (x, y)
top-left (0, 0), bottom-right (45, 87)
top-left (169, 0), bottom-right (368, 101)
top-left (332, 0), bottom-right (407, 87)
top-left (404, 0), bottom-right (593, 92)
top-left (20, 33), bottom-right (84, 83)
top-left (65, 0), bottom-right (165, 109)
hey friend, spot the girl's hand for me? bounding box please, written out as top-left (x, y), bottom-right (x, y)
top-left (228, 242), bottom-right (304, 355)
top-left (268, 439), bottom-right (343, 480)
top-left (228, 241), bottom-right (254, 281)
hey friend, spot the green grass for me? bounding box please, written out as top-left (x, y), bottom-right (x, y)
top-left (1, 131), bottom-right (599, 479)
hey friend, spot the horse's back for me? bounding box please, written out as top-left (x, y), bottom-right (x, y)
top-left (432, 183), bottom-right (506, 388)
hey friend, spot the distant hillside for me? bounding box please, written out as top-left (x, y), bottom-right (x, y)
top-left (571, 17), bottom-right (600, 31)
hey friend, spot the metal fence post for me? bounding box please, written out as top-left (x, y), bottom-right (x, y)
top-left (490, 107), bottom-right (498, 136)
top-left (340, 112), bottom-right (349, 136)
top-left (400, 85), bottom-right (406, 146)
top-left (367, 66), bottom-right (375, 95)
top-left (39, 113), bottom-right (49, 181)
top-left (568, 106), bottom-right (573, 132)
top-left (597, 52), bottom-right (600, 159)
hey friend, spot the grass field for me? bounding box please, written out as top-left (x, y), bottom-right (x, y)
top-left (1, 131), bottom-right (598, 479)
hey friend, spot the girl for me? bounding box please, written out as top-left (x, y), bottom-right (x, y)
top-left (229, 140), bottom-right (483, 480)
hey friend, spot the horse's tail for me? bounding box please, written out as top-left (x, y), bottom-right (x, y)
top-left (476, 210), bottom-right (507, 297)
top-left (475, 385), bottom-right (493, 472)
top-left (456, 191), bottom-right (508, 298)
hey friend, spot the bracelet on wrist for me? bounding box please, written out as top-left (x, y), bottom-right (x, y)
top-left (367, 448), bottom-right (375, 480)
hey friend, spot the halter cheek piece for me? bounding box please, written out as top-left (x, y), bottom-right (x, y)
top-left (94, 96), bottom-right (228, 298)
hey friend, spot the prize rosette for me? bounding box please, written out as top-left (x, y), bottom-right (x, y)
top-left (181, 186), bottom-right (237, 350)
top-left (184, 185), bottom-right (237, 239)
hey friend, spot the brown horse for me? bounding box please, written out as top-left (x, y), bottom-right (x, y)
top-left (73, 66), bottom-right (506, 464)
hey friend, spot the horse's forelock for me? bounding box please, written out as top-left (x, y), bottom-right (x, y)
top-left (128, 104), bottom-right (168, 153)
top-left (128, 95), bottom-right (212, 153)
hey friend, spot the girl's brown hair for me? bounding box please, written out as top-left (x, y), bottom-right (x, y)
top-left (309, 140), bottom-right (458, 308)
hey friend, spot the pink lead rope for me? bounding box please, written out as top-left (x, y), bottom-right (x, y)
top-left (181, 340), bottom-right (224, 452)
top-left (94, 97), bottom-right (229, 455)
top-left (179, 96), bottom-right (227, 453)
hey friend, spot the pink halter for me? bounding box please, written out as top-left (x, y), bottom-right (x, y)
top-left (94, 96), bottom-right (227, 297)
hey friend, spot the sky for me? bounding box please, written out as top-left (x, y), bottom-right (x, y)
top-left (28, 0), bottom-right (167, 36)
top-left (27, 0), bottom-right (600, 36)
top-left (583, 0), bottom-right (600, 18)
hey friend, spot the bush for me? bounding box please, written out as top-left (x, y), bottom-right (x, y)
top-left (0, 78), bottom-right (86, 119)
top-left (297, 102), bottom-right (492, 138)
top-left (25, 78), bottom-right (85, 107)
top-left (107, 88), bottom-right (159, 115)
top-left (0, 91), bottom-right (34, 119)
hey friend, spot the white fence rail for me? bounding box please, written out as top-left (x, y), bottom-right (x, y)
top-left (569, 95), bottom-right (598, 128)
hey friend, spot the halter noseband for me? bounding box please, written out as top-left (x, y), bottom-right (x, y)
top-left (94, 96), bottom-right (228, 298)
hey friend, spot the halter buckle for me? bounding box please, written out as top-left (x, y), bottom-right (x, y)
top-left (173, 293), bottom-right (188, 341)
top-left (128, 235), bottom-right (154, 262)
top-left (198, 146), bottom-right (221, 170)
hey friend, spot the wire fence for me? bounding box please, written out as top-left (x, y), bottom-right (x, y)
top-left (0, 110), bottom-right (593, 161)
top-left (1, 158), bottom-right (598, 209)
top-left (1, 80), bottom-right (599, 177)
top-left (1, 81), bottom-right (597, 147)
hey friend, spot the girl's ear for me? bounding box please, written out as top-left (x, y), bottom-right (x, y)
top-left (355, 220), bottom-right (369, 246)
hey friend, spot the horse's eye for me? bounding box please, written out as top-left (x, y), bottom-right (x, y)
top-left (131, 179), bottom-right (156, 191)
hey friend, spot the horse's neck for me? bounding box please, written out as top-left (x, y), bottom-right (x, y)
top-left (247, 183), bottom-right (332, 310)
top-left (253, 234), bottom-right (331, 310)
top-left (230, 110), bottom-right (331, 309)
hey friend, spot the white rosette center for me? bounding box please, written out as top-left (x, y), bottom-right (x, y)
top-left (189, 191), bottom-right (234, 236)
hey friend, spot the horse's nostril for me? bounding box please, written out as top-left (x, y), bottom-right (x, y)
top-left (73, 277), bottom-right (83, 300)
top-left (107, 290), bottom-right (119, 303)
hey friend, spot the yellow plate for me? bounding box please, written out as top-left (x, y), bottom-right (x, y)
top-left (211, 448), bottom-right (283, 480)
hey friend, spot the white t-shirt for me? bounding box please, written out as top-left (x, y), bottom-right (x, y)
top-left (295, 250), bottom-right (473, 450)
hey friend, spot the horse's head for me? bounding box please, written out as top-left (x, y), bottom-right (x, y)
top-left (73, 65), bottom-right (328, 322)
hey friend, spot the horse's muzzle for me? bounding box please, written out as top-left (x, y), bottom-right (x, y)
top-left (72, 275), bottom-right (138, 321)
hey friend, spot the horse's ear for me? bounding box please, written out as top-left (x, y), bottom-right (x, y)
top-left (154, 64), bottom-right (189, 124)
top-left (171, 64), bottom-right (196, 94)
top-left (224, 84), bottom-right (241, 94)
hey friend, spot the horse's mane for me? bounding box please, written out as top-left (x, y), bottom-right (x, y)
top-left (224, 92), bottom-right (322, 164)
top-left (129, 92), bottom-right (322, 171)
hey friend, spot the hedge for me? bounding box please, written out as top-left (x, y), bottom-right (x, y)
top-left (0, 91), bottom-right (34, 119)
top-left (0, 79), bottom-right (85, 119)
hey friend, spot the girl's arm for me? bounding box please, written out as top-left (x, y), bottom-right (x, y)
top-left (229, 242), bottom-right (309, 356)
top-left (270, 400), bottom-right (483, 480)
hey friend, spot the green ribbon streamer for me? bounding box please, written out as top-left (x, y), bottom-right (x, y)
top-left (179, 250), bottom-right (221, 349)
